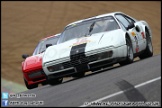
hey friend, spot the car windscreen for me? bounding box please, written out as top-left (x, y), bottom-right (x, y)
top-left (58, 16), bottom-right (119, 43)
top-left (33, 36), bottom-right (59, 55)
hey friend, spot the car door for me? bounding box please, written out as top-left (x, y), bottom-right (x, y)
top-left (115, 14), bottom-right (143, 53)
top-left (124, 15), bottom-right (145, 43)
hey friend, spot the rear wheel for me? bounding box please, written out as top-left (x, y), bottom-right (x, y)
top-left (24, 78), bottom-right (38, 89)
top-left (119, 38), bottom-right (134, 66)
top-left (48, 78), bottom-right (63, 85)
top-left (139, 31), bottom-right (153, 59)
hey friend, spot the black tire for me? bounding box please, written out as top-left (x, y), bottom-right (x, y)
top-left (139, 31), bottom-right (153, 59)
top-left (119, 38), bottom-right (134, 66)
top-left (91, 64), bottom-right (113, 72)
top-left (91, 67), bottom-right (101, 72)
top-left (72, 72), bottom-right (85, 78)
top-left (48, 78), bottom-right (63, 85)
top-left (24, 78), bottom-right (38, 89)
top-left (41, 81), bottom-right (48, 85)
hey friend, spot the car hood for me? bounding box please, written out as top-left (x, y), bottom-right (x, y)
top-left (43, 29), bottom-right (125, 63)
top-left (22, 53), bottom-right (43, 72)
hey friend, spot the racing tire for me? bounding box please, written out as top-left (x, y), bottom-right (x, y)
top-left (119, 38), bottom-right (134, 66)
top-left (139, 31), bottom-right (153, 59)
top-left (24, 78), bottom-right (38, 89)
top-left (72, 72), bottom-right (85, 78)
top-left (41, 81), bottom-right (48, 85)
top-left (48, 78), bottom-right (63, 85)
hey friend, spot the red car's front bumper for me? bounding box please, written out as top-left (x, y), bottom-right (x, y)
top-left (23, 69), bottom-right (47, 85)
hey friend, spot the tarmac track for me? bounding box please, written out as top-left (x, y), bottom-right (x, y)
top-left (8, 55), bottom-right (161, 107)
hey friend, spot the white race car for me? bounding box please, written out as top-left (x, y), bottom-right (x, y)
top-left (42, 12), bottom-right (153, 85)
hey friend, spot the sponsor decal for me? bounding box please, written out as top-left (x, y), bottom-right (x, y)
top-left (134, 36), bottom-right (139, 53)
top-left (136, 45), bottom-right (139, 53)
top-left (69, 38), bottom-right (91, 47)
top-left (131, 32), bottom-right (136, 37)
top-left (141, 32), bottom-right (145, 39)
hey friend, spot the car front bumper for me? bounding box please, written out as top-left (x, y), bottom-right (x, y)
top-left (23, 70), bottom-right (47, 85)
top-left (43, 45), bottom-right (127, 80)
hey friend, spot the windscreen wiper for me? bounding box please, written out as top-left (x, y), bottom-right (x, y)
top-left (84, 22), bottom-right (95, 37)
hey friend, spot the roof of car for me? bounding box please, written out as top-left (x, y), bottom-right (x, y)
top-left (66, 12), bottom-right (124, 28)
top-left (41, 33), bottom-right (61, 41)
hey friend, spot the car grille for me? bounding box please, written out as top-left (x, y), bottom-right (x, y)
top-left (61, 53), bottom-right (98, 68)
top-left (71, 53), bottom-right (88, 65)
top-left (48, 51), bottom-right (113, 72)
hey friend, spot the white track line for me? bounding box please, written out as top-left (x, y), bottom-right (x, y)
top-left (80, 76), bottom-right (161, 107)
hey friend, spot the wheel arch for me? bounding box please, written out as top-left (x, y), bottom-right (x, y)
top-left (145, 26), bottom-right (151, 38)
top-left (125, 32), bottom-right (136, 54)
top-left (125, 32), bottom-right (133, 46)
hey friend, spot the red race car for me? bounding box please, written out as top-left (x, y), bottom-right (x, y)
top-left (22, 33), bottom-right (60, 89)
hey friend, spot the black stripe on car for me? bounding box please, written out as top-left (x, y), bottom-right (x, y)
top-left (70, 43), bottom-right (87, 63)
top-left (70, 43), bottom-right (89, 72)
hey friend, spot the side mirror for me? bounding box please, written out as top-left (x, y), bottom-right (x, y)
top-left (22, 54), bottom-right (29, 59)
top-left (46, 44), bottom-right (52, 48)
top-left (126, 23), bottom-right (135, 30)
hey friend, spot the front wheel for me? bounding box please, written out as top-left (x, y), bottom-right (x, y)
top-left (48, 78), bottom-right (63, 85)
top-left (24, 78), bottom-right (38, 89)
top-left (139, 31), bottom-right (153, 59)
top-left (72, 72), bottom-right (85, 78)
top-left (41, 81), bottom-right (48, 85)
top-left (119, 38), bottom-right (134, 66)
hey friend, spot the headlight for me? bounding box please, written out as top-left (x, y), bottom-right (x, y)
top-left (44, 48), bottom-right (57, 63)
top-left (47, 49), bottom-right (56, 58)
top-left (47, 64), bottom-right (64, 72)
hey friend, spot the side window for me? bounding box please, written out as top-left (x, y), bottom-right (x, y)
top-left (118, 22), bottom-right (126, 31)
top-left (115, 14), bottom-right (130, 28)
top-left (124, 16), bottom-right (135, 24)
top-left (32, 43), bottom-right (40, 55)
top-left (32, 40), bottom-right (43, 55)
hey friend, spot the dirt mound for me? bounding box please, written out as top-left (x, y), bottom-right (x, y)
top-left (2, 1), bottom-right (161, 85)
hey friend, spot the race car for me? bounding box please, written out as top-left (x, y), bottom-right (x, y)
top-left (42, 12), bottom-right (153, 85)
top-left (22, 33), bottom-right (60, 89)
